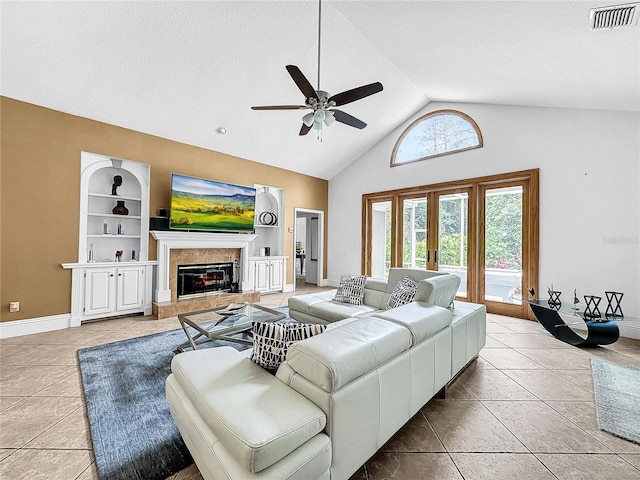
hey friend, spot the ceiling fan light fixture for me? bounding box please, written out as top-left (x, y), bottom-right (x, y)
top-left (313, 120), bottom-right (324, 130)
top-left (324, 111), bottom-right (335, 127)
top-left (302, 112), bottom-right (315, 127)
top-left (313, 109), bottom-right (326, 122)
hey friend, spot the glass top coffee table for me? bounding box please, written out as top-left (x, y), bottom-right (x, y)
top-left (176, 302), bottom-right (286, 352)
top-left (527, 299), bottom-right (622, 347)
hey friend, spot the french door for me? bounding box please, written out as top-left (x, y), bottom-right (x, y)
top-left (399, 188), bottom-right (472, 299)
top-left (363, 169), bottom-right (538, 318)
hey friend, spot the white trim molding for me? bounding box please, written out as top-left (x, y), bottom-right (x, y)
top-left (0, 314), bottom-right (73, 339)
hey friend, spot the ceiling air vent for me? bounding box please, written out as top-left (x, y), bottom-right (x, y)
top-left (590, 3), bottom-right (639, 30)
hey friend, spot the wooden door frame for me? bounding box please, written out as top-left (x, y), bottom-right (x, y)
top-left (362, 169), bottom-right (539, 319)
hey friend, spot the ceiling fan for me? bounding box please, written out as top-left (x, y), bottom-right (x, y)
top-left (251, 0), bottom-right (383, 137)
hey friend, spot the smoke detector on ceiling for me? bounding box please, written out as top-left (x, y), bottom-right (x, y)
top-left (590, 3), bottom-right (639, 30)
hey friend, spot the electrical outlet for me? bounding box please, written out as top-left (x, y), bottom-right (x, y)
top-left (9, 301), bottom-right (19, 313)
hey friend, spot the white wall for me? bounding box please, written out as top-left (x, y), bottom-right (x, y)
top-left (328, 102), bottom-right (640, 317)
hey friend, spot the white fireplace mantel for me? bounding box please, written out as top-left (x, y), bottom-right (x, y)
top-left (151, 231), bottom-right (257, 302)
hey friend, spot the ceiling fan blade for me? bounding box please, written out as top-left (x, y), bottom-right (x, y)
top-left (251, 105), bottom-right (308, 110)
top-left (328, 82), bottom-right (383, 106)
top-left (299, 124), bottom-right (312, 136)
top-left (286, 65), bottom-right (319, 101)
top-left (331, 109), bottom-right (367, 129)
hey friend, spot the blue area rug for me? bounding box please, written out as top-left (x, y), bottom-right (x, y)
top-left (591, 358), bottom-right (640, 445)
top-left (78, 310), bottom-right (284, 480)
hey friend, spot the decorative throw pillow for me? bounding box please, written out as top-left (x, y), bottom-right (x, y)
top-left (333, 274), bottom-right (367, 305)
top-left (387, 275), bottom-right (418, 309)
top-left (251, 321), bottom-right (326, 372)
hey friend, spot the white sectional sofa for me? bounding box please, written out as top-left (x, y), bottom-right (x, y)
top-left (166, 269), bottom-right (486, 480)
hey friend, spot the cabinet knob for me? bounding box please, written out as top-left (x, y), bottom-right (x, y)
top-left (110, 274), bottom-right (114, 277)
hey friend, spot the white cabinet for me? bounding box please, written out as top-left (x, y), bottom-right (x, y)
top-left (63, 151), bottom-right (156, 326)
top-left (84, 265), bottom-right (145, 316)
top-left (249, 256), bottom-right (287, 293)
top-left (117, 266), bottom-right (145, 310)
top-left (84, 267), bottom-right (117, 316)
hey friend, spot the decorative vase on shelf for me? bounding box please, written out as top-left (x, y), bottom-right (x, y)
top-left (112, 200), bottom-right (129, 215)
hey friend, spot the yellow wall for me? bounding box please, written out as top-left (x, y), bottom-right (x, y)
top-left (0, 97), bottom-right (329, 322)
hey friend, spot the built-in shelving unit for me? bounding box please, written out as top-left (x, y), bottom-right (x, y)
top-left (251, 184), bottom-right (288, 292)
top-left (253, 185), bottom-right (284, 257)
top-left (62, 151), bottom-right (156, 325)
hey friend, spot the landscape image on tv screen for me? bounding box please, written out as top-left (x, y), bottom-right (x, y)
top-left (169, 174), bottom-right (256, 232)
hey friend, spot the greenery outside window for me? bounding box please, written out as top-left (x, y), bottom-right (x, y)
top-left (391, 110), bottom-right (483, 166)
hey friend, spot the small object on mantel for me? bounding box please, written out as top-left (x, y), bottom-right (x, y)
top-left (115, 250), bottom-right (123, 262)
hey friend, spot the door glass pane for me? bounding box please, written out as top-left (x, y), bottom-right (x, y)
top-left (402, 198), bottom-right (427, 269)
top-left (438, 193), bottom-right (468, 298)
top-left (484, 186), bottom-right (523, 304)
top-left (371, 201), bottom-right (392, 278)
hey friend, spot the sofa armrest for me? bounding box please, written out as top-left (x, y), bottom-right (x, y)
top-left (415, 274), bottom-right (461, 308)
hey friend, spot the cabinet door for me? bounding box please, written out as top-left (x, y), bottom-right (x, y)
top-left (254, 260), bottom-right (270, 292)
top-left (269, 259), bottom-right (284, 291)
top-left (84, 268), bottom-right (116, 316)
top-left (116, 266), bottom-right (145, 311)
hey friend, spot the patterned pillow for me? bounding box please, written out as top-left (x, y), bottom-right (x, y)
top-left (251, 321), bottom-right (326, 372)
top-left (387, 275), bottom-right (418, 309)
top-left (333, 274), bottom-right (367, 305)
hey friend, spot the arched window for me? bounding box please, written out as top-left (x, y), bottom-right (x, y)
top-left (391, 110), bottom-right (483, 166)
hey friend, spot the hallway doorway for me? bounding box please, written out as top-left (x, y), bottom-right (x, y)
top-left (293, 208), bottom-right (324, 290)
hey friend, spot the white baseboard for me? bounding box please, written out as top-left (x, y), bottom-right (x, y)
top-left (284, 283), bottom-right (295, 293)
top-left (0, 313), bottom-right (74, 339)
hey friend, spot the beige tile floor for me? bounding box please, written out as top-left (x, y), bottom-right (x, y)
top-left (1, 283), bottom-right (639, 480)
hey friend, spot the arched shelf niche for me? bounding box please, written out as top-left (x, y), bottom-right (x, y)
top-left (254, 186), bottom-right (280, 227)
top-left (78, 152), bottom-right (150, 263)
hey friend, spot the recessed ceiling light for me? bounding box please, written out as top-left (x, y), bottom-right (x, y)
top-left (215, 126), bottom-right (227, 135)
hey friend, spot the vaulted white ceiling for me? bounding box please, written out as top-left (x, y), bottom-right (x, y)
top-left (2, 1), bottom-right (638, 179)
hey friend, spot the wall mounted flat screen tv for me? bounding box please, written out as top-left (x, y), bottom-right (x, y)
top-left (169, 174), bottom-right (256, 232)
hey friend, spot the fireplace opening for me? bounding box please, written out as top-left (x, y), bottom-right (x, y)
top-left (177, 262), bottom-right (237, 299)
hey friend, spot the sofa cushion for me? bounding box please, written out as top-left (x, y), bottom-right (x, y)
top-left (333, 274), bottom-right (367, 305)
top-left (285, 317), bottom-right (412, 392)
top-left (309, 300), bottom-right (380, 323)
top-left (251, 321), bottom-right (326, 371)
top-left (170, 347), bottom-right (327, 473)
top-left (372, 302), bottom-right (453, 345)
top-left (288, 289), bottom-right (336, 315)
top-left (387, 275), bottom-right (418, 309)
